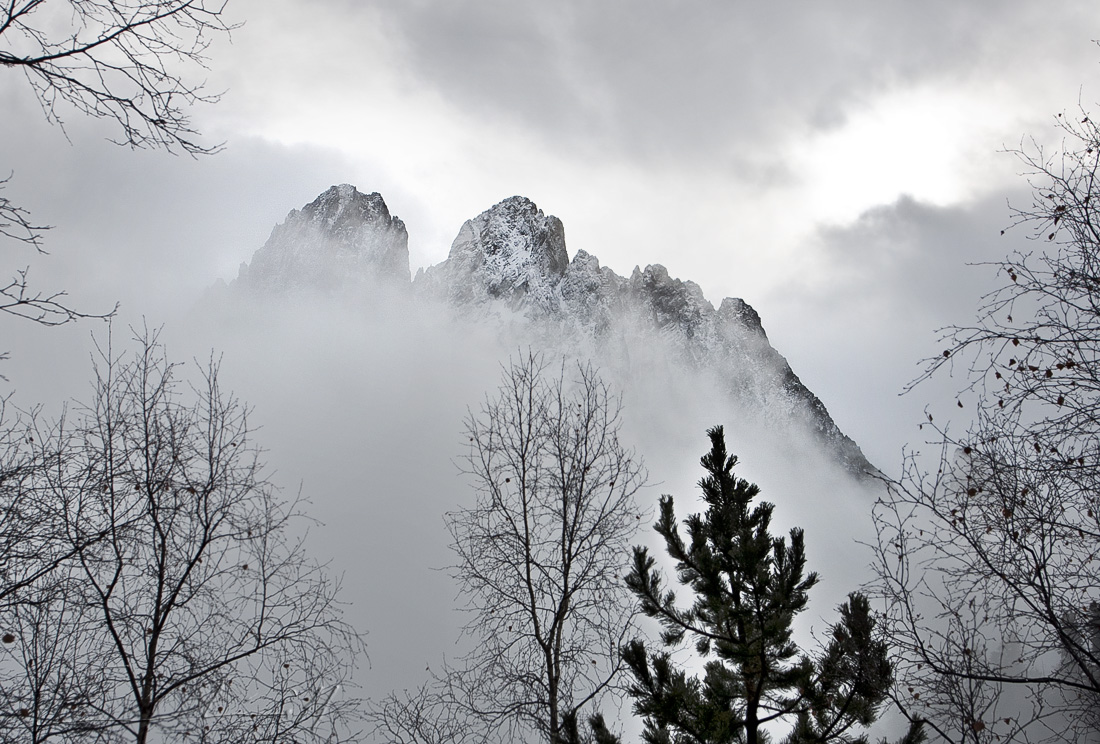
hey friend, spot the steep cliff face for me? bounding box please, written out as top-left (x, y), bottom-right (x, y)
top-left (237, 184), bottom-right (410, 292)
top-left (230, 187), bottom-right (872, 476)
top-left (416, 196), bottom-right (568, 312)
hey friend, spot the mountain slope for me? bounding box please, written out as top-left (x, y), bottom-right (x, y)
top-left (231, 186), bottom-right (872, 476)
top-left (238, 184), bottom-right (410, 293)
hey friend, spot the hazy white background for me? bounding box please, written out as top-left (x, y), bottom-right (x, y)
top-left (2, 0), bottom-right (1099, 729)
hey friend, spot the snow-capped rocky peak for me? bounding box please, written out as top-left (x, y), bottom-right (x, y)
top-left (417, 196), bottom-right (567, 312)
top-left (306, 184), bottom-right (390, 234)
top-left (236, 184), bottom-right (410, 292)
top-left (224, 185), bottom-right (873, 476)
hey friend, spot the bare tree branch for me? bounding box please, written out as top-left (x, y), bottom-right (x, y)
top-left (1, 0), bottom-right (237, 156)
top-left (0, 176), bottom-right (111, 332)
top-left (0, 328), bottom-right (367, 744)
top-left (872, 107), bottom-right (1100, 744)
top-left (0, 266), bottom-right (115, 327)
top-left (371, 352), bottom-right (647, 744)
top-left (0, 174), bottom-right (49, 250)
top-left (0, 0), bottom-right (235, 338)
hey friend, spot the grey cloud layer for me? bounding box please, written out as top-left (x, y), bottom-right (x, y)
top-left (375, 0), bottom-right (1098, 163)
top-left (2, 0), bottom-right (1096, 554)
top-left (761, 191), bottom-right (1036, 471)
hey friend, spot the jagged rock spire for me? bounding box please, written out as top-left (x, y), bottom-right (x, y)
top-left (237, 184), bottom-right (410, 292)
top-left (227, 185), bottom-right (872, 476)
top-left (416, 196), bottom-right (567, 311)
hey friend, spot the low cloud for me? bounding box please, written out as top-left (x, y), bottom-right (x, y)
top-left (758, 192), bottom-right (1037, 474)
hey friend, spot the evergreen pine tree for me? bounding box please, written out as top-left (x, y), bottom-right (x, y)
top-left (603, 426), bottom-right (921, 744)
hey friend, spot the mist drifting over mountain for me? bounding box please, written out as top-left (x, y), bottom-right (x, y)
top-left (218, 184), bottom-right (870, 474)
top-left (0, 184), bottom-right (879, 728)
top-left (168, 185), bottom-right (885, 711)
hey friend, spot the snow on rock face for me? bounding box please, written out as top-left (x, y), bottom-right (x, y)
top-left (557, 249), bottom-right (622, 335)
top-left (627, 264), bottom-right (712, 339)
top-left (227, 186), bottom-right (872, 476)
top-left (718, 297), bottom-right (766, 338)
top-left (416, 196), bottom-right (567, 313)
top-left (237, 184), bottom-right (410, 293)
top-left (413, 196), bottom-right (870, 474)
top-left (599, 263), bottom-right (871, 475)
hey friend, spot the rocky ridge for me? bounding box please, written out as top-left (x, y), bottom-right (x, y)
top-left (232, 186), bottom-right (872, 476)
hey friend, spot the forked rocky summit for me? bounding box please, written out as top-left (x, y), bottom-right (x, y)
top-left (230, 184), bottom-right (872, 476)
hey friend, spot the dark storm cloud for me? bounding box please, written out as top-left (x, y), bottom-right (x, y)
top-left (375, 0), bottom-right (1098, 164)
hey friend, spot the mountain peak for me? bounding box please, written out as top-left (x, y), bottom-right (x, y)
top-left (225, 186), bottom-right (872, 476)
top-left (235, 185), bottom-right (410, 293)
top-left (419, 196), bottom-right (567, 312)
top-left (305, 184), bottom-right (391, 230)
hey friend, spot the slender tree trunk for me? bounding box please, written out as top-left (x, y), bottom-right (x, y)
top-left (136, 705), bottom-right (153, 744)
top-left (745, 702), bottom-right (758, 744)
top-left (547, 646), bottom-right (560, 744)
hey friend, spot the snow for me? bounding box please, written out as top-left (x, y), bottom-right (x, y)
top-left (228, 186), bottom-right (872, 475)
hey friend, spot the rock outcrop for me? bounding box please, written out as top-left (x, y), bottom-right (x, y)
top-left (231, 188), bottom-right (872, 476)
top-left (237, 184), bottom-right (409, 293)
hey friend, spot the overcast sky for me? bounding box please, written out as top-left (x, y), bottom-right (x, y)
top-left (2, 1), bottom-right (1099, 729)
top-left (4, 1), bottom-right (1098, 462)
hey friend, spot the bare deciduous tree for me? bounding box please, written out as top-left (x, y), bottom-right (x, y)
top-left (371, 353), bottom-right (647, 744)
top-left (0, 403), bottom-right (70, 608)
top-left (0, 0), bottom-right (235, 328)
top-left (0, 570), bottom-right (109, 743)
top-left (369, 681), bottom-right (482, 744)
top-left (871, 110), bottom-right (1100, 744)
top-left (0, 329), bottom-right (366, 743)
top-left (1, 0), bottom-right (235, 155)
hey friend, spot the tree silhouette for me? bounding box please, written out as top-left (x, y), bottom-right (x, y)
top-left (872, 108), bottom-right (1100, 744)
top-left (0, 0), bottom-right (235, 330)
top-left (0, 329), bottom-right (365, 743)
top-left (370, 352), bottom-right (646, 744)
top-left (604, 427), bottom-right (918, 744)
